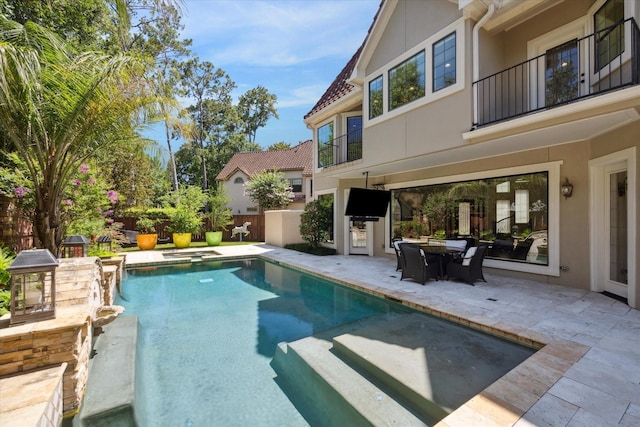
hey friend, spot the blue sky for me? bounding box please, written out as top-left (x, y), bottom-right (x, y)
top-left (157, 0), bottom-right (379, 151)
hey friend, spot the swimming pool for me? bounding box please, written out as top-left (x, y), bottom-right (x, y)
top-left (117, 258), bottom-right (534, 426)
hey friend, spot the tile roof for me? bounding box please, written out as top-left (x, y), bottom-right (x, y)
top-left (215, 140), bottom-right (313, 181)
top-left (304, 1), bottom-right (383, 119)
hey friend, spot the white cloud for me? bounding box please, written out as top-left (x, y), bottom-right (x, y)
top-left (182, 0), bottom-right (377, 67)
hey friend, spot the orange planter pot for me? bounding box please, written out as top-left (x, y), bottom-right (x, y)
top-left (136, 234), bottom-right (158, 250)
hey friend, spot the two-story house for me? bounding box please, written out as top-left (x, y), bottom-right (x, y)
top-left (215, 140), bottom-right (313, 214)
top-left (305, 0), bottom-right (638, 308)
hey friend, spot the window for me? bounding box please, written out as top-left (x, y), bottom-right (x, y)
top-left (234, 177), bottom-right (244, 184)
top-left (317, 122), bottom-right (334, 168)
top-left (289, 178), bottom-right (303, 193)
top-left (595, 0), bottom-right (625, 71)
top-left (391, 172), bottom-right (549, 266)
top-left (368, 75), bottom-right (383, 119)
top-left (433, 32), bottom-right (456, 92)
top-left (388, 51), bottom-right (425, 111)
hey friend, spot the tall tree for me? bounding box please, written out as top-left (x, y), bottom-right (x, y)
top-left (0, 17), bottom-right (156, 253)
top-left (237, 85), bottom-right (279, 144)
top-left (0, 0), bottom-right (111, 49)
top-left (178, 58), bottom-right (236, 191)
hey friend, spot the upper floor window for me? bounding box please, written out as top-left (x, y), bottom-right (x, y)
top-left (317, 122), bottom-right (334, 168)
top-left (289, 178), bottom-right (303, 193)
top-left (433, 32), bottom-right (456, 92)
top-left (234, 177), bottom-right (244, 184)
top-left (595, 0), bottom-right (624, 71)
top-left (388, 51), bottom-right (425, 111)
top-left (368, 75), bottom-right (383, 119)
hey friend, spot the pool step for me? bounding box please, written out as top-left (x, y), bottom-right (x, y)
top-left (271, 334), bottom-right (428, 427)
top-left (77, 315), bottom-right (138, 427)
top-left (332, 313), bottom-right (455, 422)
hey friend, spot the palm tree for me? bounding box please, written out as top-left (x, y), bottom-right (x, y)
top-left (0, 16), bottom-right (156, 253)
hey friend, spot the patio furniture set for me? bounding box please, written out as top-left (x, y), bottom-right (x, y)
top-left (393, 238), bottom-right (488, 285)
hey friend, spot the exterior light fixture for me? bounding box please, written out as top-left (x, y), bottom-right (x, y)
top-left (561, 178), bottom-right (573, 199)
top-left (60, 235), bottom-right (90, 258)
top-left (7, 249), bottom-right (59, 325)
top-left (97, 235), bottom-right (113, 253)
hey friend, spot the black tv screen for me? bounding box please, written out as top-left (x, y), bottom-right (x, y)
top-left (345, 188), bottom-right (391, 218)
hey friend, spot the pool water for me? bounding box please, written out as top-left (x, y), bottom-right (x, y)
top-left (117, 259), bottom-right (414, 426)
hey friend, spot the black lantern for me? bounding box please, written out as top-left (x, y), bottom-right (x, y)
top-left (61, 235), bottom-right (90, 258)
top-left (96, 235), bottom-right (113, 252)
top-left (6, 249), bottom-right (59, 325)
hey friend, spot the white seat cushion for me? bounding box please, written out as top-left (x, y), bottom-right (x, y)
top-left (462, 246), bottom-right (477, 266)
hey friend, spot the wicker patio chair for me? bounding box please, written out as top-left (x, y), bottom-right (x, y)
top-left (399, 243), bottom-right (440, 285)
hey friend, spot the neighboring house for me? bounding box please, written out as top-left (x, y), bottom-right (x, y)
top-left (304, 0), bottom-right (639, 308)
top-left (215, 140), bottom-right (313, 214)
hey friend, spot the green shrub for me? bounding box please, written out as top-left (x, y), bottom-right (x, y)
top-left (0, 245), bottom-right (15, 316)
top-left (284, 243), bottom-right (336, 256)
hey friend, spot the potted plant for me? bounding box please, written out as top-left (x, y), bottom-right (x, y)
top-left (167, 208), bottom-right (202, 248)
top-left (205, 185), bottom-right (234, 246)
top-left (135, 216), bottom-right (159, 250)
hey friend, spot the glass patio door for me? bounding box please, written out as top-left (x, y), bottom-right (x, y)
top-left (605, 164), bottom-right (628, 298)
top-left (349, 220), bottom-right (369, 255)
top-left (545, 39), bottom-right (579, 106)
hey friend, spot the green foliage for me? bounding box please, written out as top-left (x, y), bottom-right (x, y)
top-left (64, 164), bottom-right (118, 239)
top-left (0, 245), bottom-right (15, 287)
top-left (422, 191), bottom-right (456, 233)
top-left (0, 16), bottom-right (156, 252)
top-left (244, 170), bottom-right (294, 211)
top-left (207, 184), bottom-right (234, 231)
top-left (237, 85), bottom-right (279, 143)
top-left (284, 243), bottom-right (337, 256)
top-left (136, 216), bottom-right (158, 234)
top-left (299, 198), bottom-right (333, 248)
top-left (267, 142), bottom-right (291, 151)
top-left (164, 186), bottom-right (206, 233)
top-left (0, 245), bottom-right (15, 316)
top-left (393, 221), bottom-right (430, 238)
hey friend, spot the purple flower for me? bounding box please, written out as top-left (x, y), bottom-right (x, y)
top-left (106, 190), bottom-right (118, 204)
top-left (14, 187), bottom-right (28, 198)
top-left (80, 164), bottom-right (89, 174)
top-left (97, 207), bottom-right (103, 213)
top-left (64, 199), bottom-right (72, 206)
top-left (106, 218), bottom-right (114, 224)
top-left (88, 177), bottom-right (95, 185)
top-left (74, 180), bottom-right (82, 186)
top-left (102, 209), bottom-right (114, 218)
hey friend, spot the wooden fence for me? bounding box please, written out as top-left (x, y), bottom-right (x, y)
top-left (113, 214), bottom-right (265, 243)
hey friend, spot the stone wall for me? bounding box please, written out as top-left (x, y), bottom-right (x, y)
top-left (0, 256), bottom-right (121, 415)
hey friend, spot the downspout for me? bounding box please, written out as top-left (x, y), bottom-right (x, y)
top-left (472, 1), bottom-right (498, 128)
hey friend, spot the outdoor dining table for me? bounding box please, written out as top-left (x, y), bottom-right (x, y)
top-left (418, 244), bottom-right (466, 278)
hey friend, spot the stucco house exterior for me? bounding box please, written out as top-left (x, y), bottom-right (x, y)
top-left (304, 0), bottom-right (638, 308)
top-left (215, 140), bottom-right (313, 214)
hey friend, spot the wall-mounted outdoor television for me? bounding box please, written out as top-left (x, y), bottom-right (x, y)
top-left (344, 188), bottom-right (391, 219)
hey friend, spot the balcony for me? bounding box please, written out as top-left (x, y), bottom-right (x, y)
top-left (473, 18), bottom-right (640, 129)
top-left (318, 128), bottom-right (362, 168)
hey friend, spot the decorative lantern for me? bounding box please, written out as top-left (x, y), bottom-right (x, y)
top-left (96, 235), bottom-right (113, 253)
top-left (6, 249), bottom-right (59, 325)
top-left (61, 235), bottom-right (90, 258)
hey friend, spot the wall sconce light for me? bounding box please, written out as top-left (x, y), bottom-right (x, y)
top-left (561, 178), bottom-right (573, 199)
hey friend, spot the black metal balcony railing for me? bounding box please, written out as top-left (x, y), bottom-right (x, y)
top-left (318, 128), bottom-right (363, 168)
top-left (473, 18), bottom-right (640, 128)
